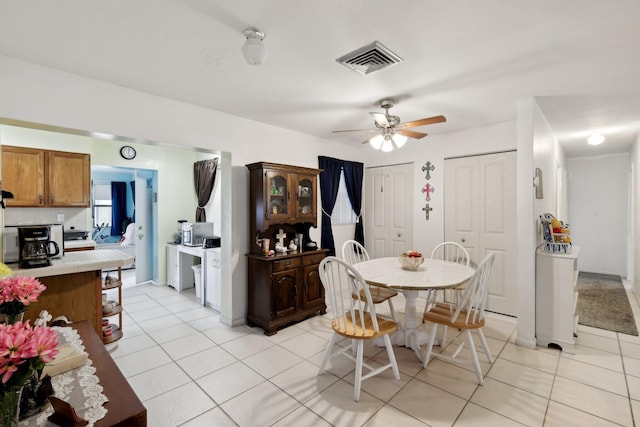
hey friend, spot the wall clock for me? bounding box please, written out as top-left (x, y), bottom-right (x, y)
top-left (120, 145), bottom-right (136, 160)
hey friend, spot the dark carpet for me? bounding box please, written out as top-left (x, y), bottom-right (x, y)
top-left (577, 272), bottom-right (638, 336)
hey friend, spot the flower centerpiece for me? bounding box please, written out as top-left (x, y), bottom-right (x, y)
top-left (0, 264), bottom-right (47, 324)
top-left (0, 320), bottom-right (59, 426)
top-left (399, 250), bottom-right (424, 271)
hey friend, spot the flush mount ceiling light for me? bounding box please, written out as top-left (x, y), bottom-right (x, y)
top-left (242, 27), bottom-right (267, 65)
top-left (587, 133), bottom-right (605, 146)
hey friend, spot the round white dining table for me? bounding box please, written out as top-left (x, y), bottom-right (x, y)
top-left (351, 257), bottom-right (474, 361)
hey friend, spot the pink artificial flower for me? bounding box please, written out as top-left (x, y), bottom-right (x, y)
top-left (0, 277), bottom-right (14, 303)
top-left (13, 276), bottom-right (46, 306)
top-left (30, 325), bottom-right (59, 363)
top-left (0, 358), bottom-right (22, 384)
top-left (0, 321), bottom-right (60, 385)
top-left (0, 321), bottom-right (35, 384)
top-left (0, 321), bottom-right (37, 359)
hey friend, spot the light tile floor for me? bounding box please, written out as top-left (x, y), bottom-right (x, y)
top-left (108, 271), bottom-right (640, 426)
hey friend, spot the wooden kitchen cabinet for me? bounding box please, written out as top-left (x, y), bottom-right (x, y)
top-left (48, 149), bottom-right (91, 207)
top-left (247, 250), bottom-right (327, 335)
top-left (1, 146), bottom-right (45, 207)
top-left (1, 145), bottom-right (90, 207)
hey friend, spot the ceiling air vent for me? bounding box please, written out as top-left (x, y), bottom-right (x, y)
top-left (336, 41), bottom-right (403, 76)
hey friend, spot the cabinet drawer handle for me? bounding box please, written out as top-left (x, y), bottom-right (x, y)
top-left (285, 261), bottom-right (291, 268)
top-left (310, 256), bottom-right (317, 263)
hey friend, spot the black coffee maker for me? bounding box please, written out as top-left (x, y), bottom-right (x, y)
top-left (18, 226), bottom-right (60, 268)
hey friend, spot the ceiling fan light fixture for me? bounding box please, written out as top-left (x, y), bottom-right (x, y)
top-left (392, 133), bottom-right (408, 149)
top-left (242, 27), bottom-right (267, 65)
top-left (369, 134), bottom-right (384, 150)
top-left (381, 136), bottom-right (394, 152)
top-left (587, 133), bottom-right (605, 146)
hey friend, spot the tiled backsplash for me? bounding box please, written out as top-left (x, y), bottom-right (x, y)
top-left (4, 207), bottom-right (91, 231)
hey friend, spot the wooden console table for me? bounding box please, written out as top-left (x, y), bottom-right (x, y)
top-left (72, 321), bottom-right (146, 426)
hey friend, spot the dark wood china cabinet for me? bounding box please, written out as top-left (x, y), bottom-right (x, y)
top-left (246, 162), bottom-right (327, 335)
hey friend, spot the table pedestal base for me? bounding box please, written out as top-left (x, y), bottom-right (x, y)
top-left (375, 290), bottom-right (443, 362)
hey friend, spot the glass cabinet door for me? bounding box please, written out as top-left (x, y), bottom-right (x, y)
top-left (265, 170), bottom-right (290, 220)
top-left (296, 175), bottom-right (316, 220)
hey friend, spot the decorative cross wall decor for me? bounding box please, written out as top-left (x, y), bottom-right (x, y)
top-left (276, 228), bottom-right (286, 247)
top-left (422, 203), bottom-right (433, 220)
top-left (421, 161), bottom-right (435, 180)
top-left (421, 183), bottom-right (434, 201)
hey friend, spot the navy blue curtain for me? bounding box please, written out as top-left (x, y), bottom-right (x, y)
top-left (111, 182), bottom-right (127, 236)
top-left (130, 181), bottom-right (136, 222)
top-left (342, 161), bottom-right (364, 245)
top-left (318, 156), bottom-right (342, 256)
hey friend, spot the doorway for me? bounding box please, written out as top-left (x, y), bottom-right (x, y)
top-left (364, 163), bottom-right (414, 258)
top-left (444, 151), bottom-right (517, 316)
top-left (91, 165), bottom-right (157, 285)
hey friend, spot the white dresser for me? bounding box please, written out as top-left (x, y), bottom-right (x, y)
top-left (535, 246), bottom-right (580, 353)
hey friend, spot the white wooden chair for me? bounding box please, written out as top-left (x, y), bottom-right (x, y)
top-left (426, 241), bottom-right (471, 309)
top-left (341, 240), bottom-right (398, 321)
top-left (318, 256), bottom-right (400, 401)
top-left (422, 253), bottom-right (495, 385)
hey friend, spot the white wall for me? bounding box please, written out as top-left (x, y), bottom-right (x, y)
top-left (567, 153), bottom-right (629, 276)
top-left (514, 98), bottom-right (565, 348)
top-left (0, 54), bottom-right (362, 326)
top-left (631, 136), bottom-right (640, 293)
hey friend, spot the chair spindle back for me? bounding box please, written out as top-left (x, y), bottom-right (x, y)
top-left (341, 240), bottom-right (370, 265)
top-left (319, 256), bottom-right (381, 336)
top-left (451, 253), bottom-right (495, 325)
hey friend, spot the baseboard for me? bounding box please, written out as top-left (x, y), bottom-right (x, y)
top-left (514, 335), bottom-right (537, 349)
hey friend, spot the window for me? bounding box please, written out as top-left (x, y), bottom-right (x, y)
top-left (93, 183), bottom-right (112, 228)
top-left (331, 171), bottom-right (358, 225)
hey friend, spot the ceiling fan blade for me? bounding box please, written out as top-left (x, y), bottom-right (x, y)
top-left (399, 115), bottom-right (447, 128)
top-left (332, 128), bottom-right (377, 133)
top-left (397, 129), bottom-right (427, 139)
top-left (370, 112), bottom-right (390, 127)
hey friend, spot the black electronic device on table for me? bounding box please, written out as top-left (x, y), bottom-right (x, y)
top-left (63, 230), bottom-right (89, 241)
top-left (202, 236), bottom-right (221, 248)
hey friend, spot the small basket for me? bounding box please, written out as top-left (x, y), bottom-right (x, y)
top-left (399, 256), bottom-right (424, 271)
top-left (540, 213), bottom-right (572, 254)
top-left (542, 242), bottom-right (572, 254)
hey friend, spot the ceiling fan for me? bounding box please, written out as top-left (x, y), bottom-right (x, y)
top-left (332, 99), bottom-right (446, 152)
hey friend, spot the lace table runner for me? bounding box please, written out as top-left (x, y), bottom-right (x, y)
top-left (19, 326), bottom-right (109, 427)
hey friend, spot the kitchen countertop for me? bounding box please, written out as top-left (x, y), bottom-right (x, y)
top-left (6, 249), bottom-right (134, 278)
top-left (65, 238), bottom-right (97, 250)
